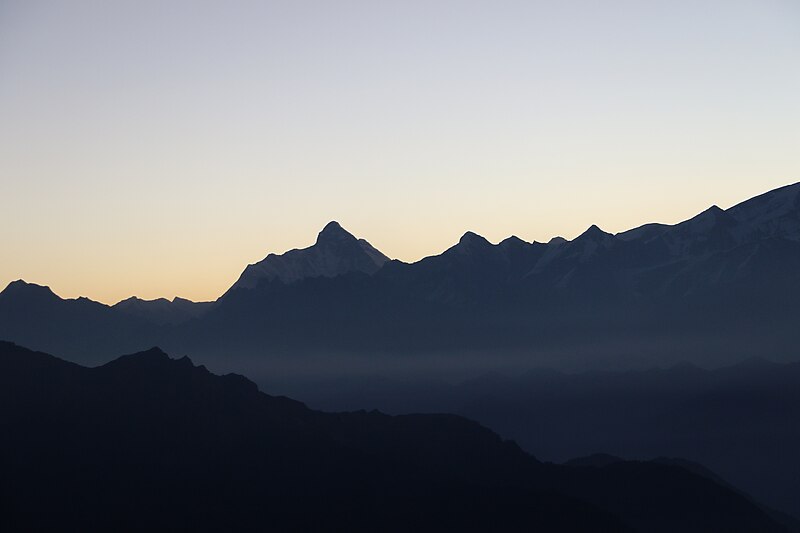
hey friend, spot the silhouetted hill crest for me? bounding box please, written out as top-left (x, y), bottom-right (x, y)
top-left (316, 220), bottom-right (354, 244)
top-left (0, 280), bottom-right (59, 302)
top-left (228, 221), bottom-right (390, 290)
top-left (456, 231), bottom-right (492, 250)
top-left (576, 224), bottom-right (614, 242)
top-left (0, 342), bottom-right (788, 532)
top-left (96, 346), bottom-right (262, 397)
top-left (499, 235), bottom-right (527, 248)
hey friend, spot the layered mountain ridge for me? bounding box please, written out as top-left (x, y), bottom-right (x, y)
top-left (3, 183), bottom-right (800, 524)
top-left (1, 182), bottom-right (800, 366)
top-left (0, 341), bottom-right (789, 532)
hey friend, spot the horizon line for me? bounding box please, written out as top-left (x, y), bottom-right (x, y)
top-left (3, 179), bottom-right (798, 306)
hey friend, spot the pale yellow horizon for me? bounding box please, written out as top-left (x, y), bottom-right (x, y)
top-left (2, 2), bottom-right (799, 305)
top-left (2, 179), bottom-right (796, 305)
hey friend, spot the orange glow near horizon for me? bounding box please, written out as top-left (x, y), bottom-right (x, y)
top-left (1, 2), bottom-right (798, 304)
top-left (3, 179), bottom-right (797, 305)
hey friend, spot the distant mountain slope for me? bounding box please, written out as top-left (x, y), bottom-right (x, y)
top-left (228, 220), bottom-right (390, 291)
top-left (0, 280), bottom-right (158, 364)
top-left (112, 295), bottom-right (215, 325)
top-left (0, 280), bottom-right (216, 361)
top-left (727, 181), bottom-right (800, 241)
top-left (0, 341), bottom-right (787, 532)
top-left (172, 184), bottom-right (800, 364)
top-left (297, 356), bottom-right (800, 520)
top-left (1, 182), bottom-right (800, 367)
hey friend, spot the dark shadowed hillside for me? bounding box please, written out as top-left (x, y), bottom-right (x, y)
top-left (289, 357), bottom-right (800, 520)
top-left (0, 341), bottom-right (788, 532)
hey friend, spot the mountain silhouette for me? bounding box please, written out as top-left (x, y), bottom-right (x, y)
top-left (0, 341), bottom-right (788, 532)
top-left (2, 182), bottom-right (800, 369)
top-left (299, 356), bottom-right (800, 520)
top-left (2, 183), bottom-right (800, 367)
top-left (112, 295), bottom-right (214, 325)
top-left (228, 220), bottom-right (390, 291)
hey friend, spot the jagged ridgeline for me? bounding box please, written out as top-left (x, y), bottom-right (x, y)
top-left (2, 182), bottom-right (799, 367)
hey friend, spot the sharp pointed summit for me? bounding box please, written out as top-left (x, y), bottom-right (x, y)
top-left (499, 235), bottom-right (527, 248)
top-left (316, 220), bottom-right (354, 245)
top-left (576, 224), bottom-right (613, 242)
top-left (228, 222), bottom-right (390, 291)
top-left (458, 231), bottom-right (492, 248)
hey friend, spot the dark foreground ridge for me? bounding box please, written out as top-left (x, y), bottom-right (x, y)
top-left (0, 341), bottom-right (789, 532)
top-left (297, 357), bottom-right (800, 519)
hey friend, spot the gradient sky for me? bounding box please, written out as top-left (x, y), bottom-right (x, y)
top-left (1, 0), bottom-right (799, 304)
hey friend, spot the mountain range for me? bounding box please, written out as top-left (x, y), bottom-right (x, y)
top-left (292, 355), bottom-right (800, 519)
top-left (0, 340), bottom-right (791, 532)
top-left (2, 182), bottom-right (799, 368)
top-left (4, 182), bottom-right (800, 526)
top-left (228, 220), bottom-right (390, 291)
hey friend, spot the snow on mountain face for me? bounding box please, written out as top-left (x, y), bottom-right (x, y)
top-left (527, 225), bottom-right (616, 276)
top-left (229, 221), bottom-right (391, 291)
top-left (615, 223), bottom-right (668, 243)
top-left (656, 206), bottom-right (740, 257)
top-left (451, 231), bottom-right (493, 255)
top-left (727, 182), bottom-right (800, 242)
top-left (572, 225), bottom-right (617, 262)
top-left (613, 183), bottom-right (800, 260)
